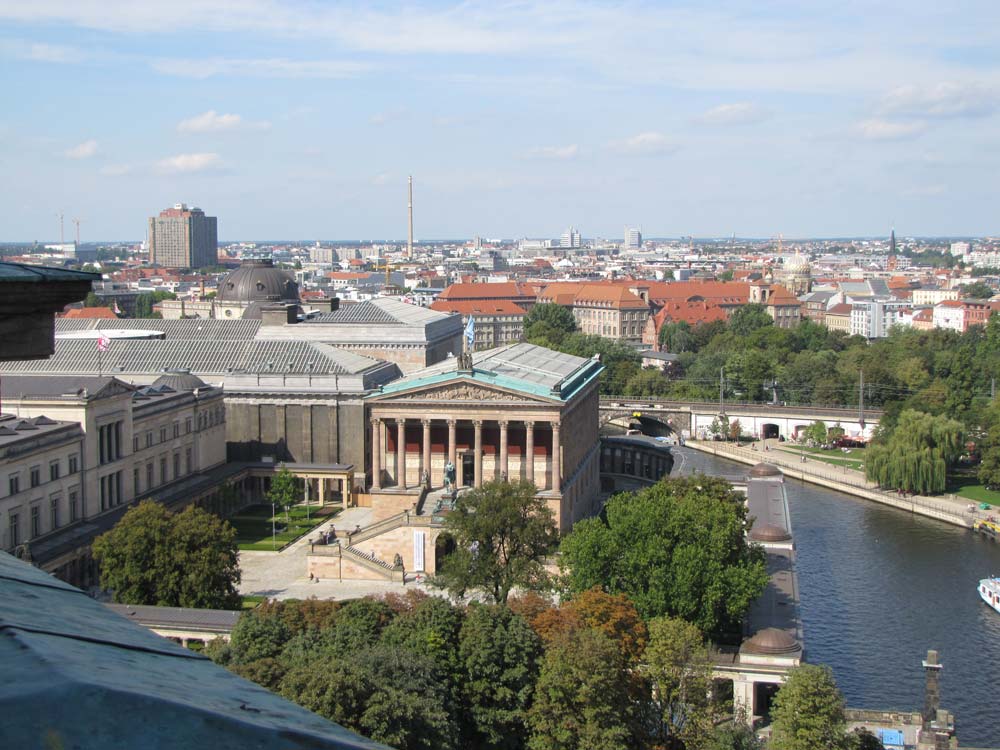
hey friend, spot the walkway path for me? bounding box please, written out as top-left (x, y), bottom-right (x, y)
top-left (686, 439), bottom-right (991, 529)
top-left (238, 506), bottom-right (433, 601)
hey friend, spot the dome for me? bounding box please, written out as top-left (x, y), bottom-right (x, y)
top-left (742, 627), bottom-right (800, 655)
top-left (749, 463), bottom-right (782, 478)
top-left (217, 260), bottom-right (298, 303)
top-left (750, 523), bottom-right (792, 543)
top-left (784, 253), bottom-right (811, 273)
top-left (152, 369), bottom-right (207, 391)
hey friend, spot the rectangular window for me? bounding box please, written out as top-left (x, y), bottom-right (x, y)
top-left (147, 463), bottom-right (154, 488)
top-left (68, 455), bottom-right (78, 474)
top-left (185, 417), bottom-right (192, 434)
top-left (160, 457), bottom-right (168, 484)
top-left (8, 474), bottom-right (19, 496)
top-left (9, 513), bottom-right (20, 547)
top-left (133, 436), bottom-right (140, 453)
top-left (160, 427), bottom-right (167, 444)
top-left (69, 491), bottom-right (78, 522)
top-left (98, 425), bottom-right (106, 464)
top-left (185, 447), bottom-right (192, 474)
top-left (173, 453), bottom-right (180, 478)
top-left (30, 467), bottom-right (40, 488)
top-left (173, 422), bottom-right (180, 438)
top-left (30, 506), bottom-right (40, 538)
top-left (134, 467), bottom-right (141, 495)
top-left (146, 432), bottom-right (153, 448)
top-left (50, 495), bottom-right (59, 530)
top-left (49, 461), bottom-right (60, 482)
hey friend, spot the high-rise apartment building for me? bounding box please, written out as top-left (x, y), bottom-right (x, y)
top-left (624, 227), bottom-right (642, 249)
top-left (148, 204), bottom-right (218, 268)
top-left (560, 227), bottom-right (581, 248)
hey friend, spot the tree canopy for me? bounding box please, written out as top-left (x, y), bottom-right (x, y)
top-left (92, 500), bottom-right (240, 608)
top-left (559, 475), bottom-right (768, 640)
top-left (267, 466), bottom-right (301, 521)
top-left (432, 480), bottom-right (559, 604)
top-left (769, 664), bottom-right (849, 750)
top-left (865, 409), bottom-right (965, 494)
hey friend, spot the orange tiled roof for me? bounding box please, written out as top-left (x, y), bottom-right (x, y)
top-left (652, 302), bottom-right (729, 327)
top-left (429, 299), bottom-right (527, 316)
top-left (536, 282), bottom-right (649, 309)
top-left (60, 307), bottom-right (119, 319)
top-left (826, 303), bottom-right (853, 316)
top-left (437, 282), bottom-right (537, 301)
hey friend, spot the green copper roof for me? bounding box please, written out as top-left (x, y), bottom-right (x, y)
top-left (370, 342), bottom-right (604, 402)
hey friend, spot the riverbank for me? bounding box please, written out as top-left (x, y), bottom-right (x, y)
top-left (685, 440), bottom-right (984, 529)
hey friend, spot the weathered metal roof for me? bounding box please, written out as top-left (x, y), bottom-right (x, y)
top-left (0, 338), bottom-right (383, 377)
top-left (55, 318), bottom-right (262, 340)
top-left (0, 552), bottom-right (389, 749)
top-left (0, 262), bottom-right (99, 284)
top-left (105, 603), bottom-right (241, 632)
top-left (308, 297), bottom-right (451, 326)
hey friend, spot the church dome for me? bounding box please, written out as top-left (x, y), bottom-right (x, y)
top-left (750, 523), bottom-right (792, 543)
top-left (749, 463), bottom-right (782, 478)
top-left (152, 369), bottom-right (207, 391)
top-left (217, 260), bottom-right (298, 303)
top-left (784, 253), bottom-right (811, 273)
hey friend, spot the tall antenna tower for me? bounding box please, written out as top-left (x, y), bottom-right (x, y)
top-left (58, 211), bottom-right (64, 244)
top-left (73, 218), bottom-right (82, 245)
top-left (407, 176), bottom-right (414, 259)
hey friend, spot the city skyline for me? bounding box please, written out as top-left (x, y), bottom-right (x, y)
top-left (2, 1), bottom-right (1000, 240)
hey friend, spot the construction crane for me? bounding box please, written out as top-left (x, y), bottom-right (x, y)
top-left (373, 260), bottom-right (403, 295)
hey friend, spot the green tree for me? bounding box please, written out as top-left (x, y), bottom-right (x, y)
top-left (659, 320), bottom-right (695, 352)
top-left (804, 420), bottom-right (828, 445)
top-left (83, 291), bottom-right (101, 307)
top-left (644, 616), bottom-right (715, 749)
top-left (865, 410), bottom-right (965, 494)
top-left (523, 303), bottom-right (577, 346)
top-left (560, 475), bottom-right (768, 639)
top-left (709, 725), bottom-right (763, 750)
top-left (432, 480), bottom-right (559, 604)
top-left (92, 501), bottom-right (241, 608)
top-left (959, 281), bottom-right (994, 299)
top-left (727, 303), bottom-right (773, 338)
top-left (458, 603), bottom-right (542, 750)
top-left (769, 664), bottom-right (849, 750)
top-left (228, 610), bottom-right (292, 664)
top-left (267, 466), bottom-right (301, 522)
top-left (527, 628), bottom-right (634, 750)
top-left (980, 419), bottom-right (1000, 488)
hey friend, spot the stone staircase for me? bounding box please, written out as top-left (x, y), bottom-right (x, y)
top-left (340, 544), bottom-right (402, 582)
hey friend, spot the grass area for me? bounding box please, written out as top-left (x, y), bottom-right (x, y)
top-left (241, 595), bottom-right (265, 610)
top-left (946, 476), bottom-right (1000, 506)
top-left (230, 504), bottom-right (338, 551)
top-left (777, 444), bottom-right (865, 471)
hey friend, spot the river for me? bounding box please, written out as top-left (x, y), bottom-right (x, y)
top-left (672, 447), bottom-right (1000, 747)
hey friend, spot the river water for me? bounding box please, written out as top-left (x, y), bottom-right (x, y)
top-left (672, 448), bottom-right (1000, 747)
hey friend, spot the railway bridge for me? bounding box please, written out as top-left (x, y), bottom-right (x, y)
top-left (599, 397), bottom-right (881, 441)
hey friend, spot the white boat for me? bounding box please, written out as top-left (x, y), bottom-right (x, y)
top-left (979, 577), bottom-right (1000, 614)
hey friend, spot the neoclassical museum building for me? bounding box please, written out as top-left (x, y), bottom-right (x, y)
top-left (364, 343), bottom-right (604, 532)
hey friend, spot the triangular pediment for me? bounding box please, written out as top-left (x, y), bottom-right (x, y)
top-left (92, 378), bottom-right (138, 400)
top-left (370, 377), bottom-right (557, 404)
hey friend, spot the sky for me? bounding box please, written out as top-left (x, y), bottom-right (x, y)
top-left (2, 0), bottom-right (1000, 241)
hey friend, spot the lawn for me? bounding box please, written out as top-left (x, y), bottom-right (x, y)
top-left (230, 504), bottom-right (338, 551)
top-left (777, 444), bottom-right (865, 471)
top-left (946, 476), bottom-right (1000, 506)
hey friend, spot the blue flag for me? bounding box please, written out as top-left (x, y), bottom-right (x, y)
top-left (464, 315), bottom-right (475, 350)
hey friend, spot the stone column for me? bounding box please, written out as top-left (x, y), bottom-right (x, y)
top-left (396, 419), bottom-right (407, 488)
top-left (551, 421), bottom-right (561, 491)
top-left (525, 421), bottom-right (535, 483)
top-left (422, 419), bottom-right (432, 485)
top-left (318, 478), bottom-right (326, 505)
top-left (499, 420), bottom-right (509, 480)
top-left (371, 419), bottom-right (382, 490)
top-left (473, 420), bottom-right (483, 488)
top-left (733, 678), bottom-right (754, 725)
top-left (447, 419), bottom-right (457, 467)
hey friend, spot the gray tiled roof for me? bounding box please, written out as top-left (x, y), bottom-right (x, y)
top-left (55, 318), bottom-right (261, 340)
top-left (307, 297), bottom-right (451, 326)
top-left (105, 603), bottom-right (241, 632)
top-left (0, 339), bottom-right (382, 377)
top-left (410, 342), bottom-right (592, 390)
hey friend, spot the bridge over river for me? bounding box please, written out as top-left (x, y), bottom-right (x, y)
top-left (599, 396), bottom-right (882, 441)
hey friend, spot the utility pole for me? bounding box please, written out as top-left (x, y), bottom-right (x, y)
top-left (859, 369), bottom-right (865, 428)
top-left (719, 366), bottom-right (725, 415)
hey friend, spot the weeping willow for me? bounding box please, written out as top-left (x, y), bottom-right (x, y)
top-left (865, 410), bottom-right (964, 495)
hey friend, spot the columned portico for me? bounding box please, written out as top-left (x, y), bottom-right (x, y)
top-left (364, 343), bottom-right (604, 531)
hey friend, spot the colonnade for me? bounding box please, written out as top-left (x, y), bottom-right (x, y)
top-left (370, 416), bottom-right (561, 492)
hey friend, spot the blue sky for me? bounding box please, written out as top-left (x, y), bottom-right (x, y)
top-left (2, 1), bottom-right (999, 241)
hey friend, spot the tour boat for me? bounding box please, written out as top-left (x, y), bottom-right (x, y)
top-left (979, 577), bottom-right (1000, 614)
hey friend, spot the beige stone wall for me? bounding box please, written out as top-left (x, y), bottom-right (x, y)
top-left (357, 523), bottom-right (440, 574)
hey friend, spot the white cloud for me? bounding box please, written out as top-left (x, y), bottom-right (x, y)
top-left (857, 119), bottom-right (926, 141)
top-left (902, 184), bottom-right (946, 197)
top-left (523, 144), bottom-right (579, 160)
top-left (608, 132), bottom-right (676, 156)
top-left (880, 82), bottom-right (1000, 119)
top-left (154, 152), bottom-right (222, 174)
top-left (177, 110), bottom-right (269, 132)
top-left (64, 139), bottom-right (98, 159)
top-left (100, 164), bottom-right (132, 177)
top-left (699, 102), bottom-right (766, 125)
top-left (369, 109), bottom-right (406, 125)
top-left (153, 57), bottom-right (373, 79)
top-left (0, 39), bottom-right (81, 63)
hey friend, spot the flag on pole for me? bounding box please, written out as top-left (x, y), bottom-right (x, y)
top-left (111, 300), bottom-right (122, 316)
top-left (464, 315), bottom-right (475, 351)
top-left (97, 335), bottom-right (110, 353)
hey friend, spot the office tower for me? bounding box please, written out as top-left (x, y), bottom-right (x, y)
top-left (560, 227), bottom-right (581, 248)
top-left (624, 227), bottom-right (642, 249)
top-left (148, 204), bottom-right (218, 269)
